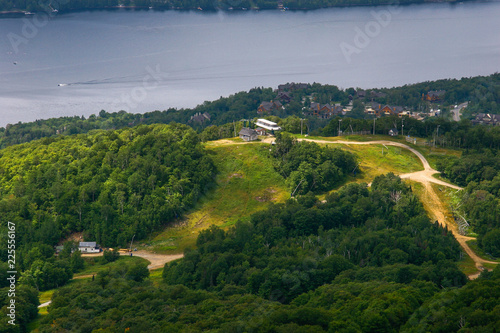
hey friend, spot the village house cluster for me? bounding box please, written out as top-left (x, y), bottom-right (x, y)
top-left (472, 113), bottom-right (500, 126)
top-left (255, 83), bottom-right (449, 121)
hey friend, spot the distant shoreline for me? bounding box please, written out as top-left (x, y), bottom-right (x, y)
top-left (0, 0), bottom-right (485, 18)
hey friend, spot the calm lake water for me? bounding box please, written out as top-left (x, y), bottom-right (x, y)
top-left (1, 2), bottom-right (500, 127)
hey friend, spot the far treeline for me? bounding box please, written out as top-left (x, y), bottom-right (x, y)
top-left (1, 73), bottom-right (499, 149)
top-left (1, 0), bottom-right (468, 13)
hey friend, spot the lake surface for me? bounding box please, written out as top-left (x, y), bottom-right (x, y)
top-left (1, 2), bottom-right (500, 127)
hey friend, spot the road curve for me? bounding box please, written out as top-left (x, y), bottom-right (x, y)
top-left (298, 138), bottom-right (497, 278)
top-left (39, 251), bottom-right (184, 308)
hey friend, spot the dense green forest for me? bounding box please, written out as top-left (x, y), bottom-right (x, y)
top-left (29, 173), bottom-right (500, 332)
top-left (0, 123), bottom-right (216, 253)
top-left (436, 150), bottom-right (500, 258)
top-left (0, 0), bottom-right (469, 13)
top-left (27, 265), bottom-right (500, 332)
top-left (0, 285), bottom-right (38, 333)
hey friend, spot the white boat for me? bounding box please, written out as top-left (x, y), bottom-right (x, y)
top-left (58, 83), bottom-right (67, 87)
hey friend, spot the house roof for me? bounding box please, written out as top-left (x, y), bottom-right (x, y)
top-left (371, 103), bottom-right (403, 113)
top-left (474, 113), bottom-right (500, 123)
top-left (428, 90), bottom-right (446, 97)
top-left (278, 82), bottom-right (308, 91)
top-left (190, 112), bottom-right (211, 123)
top-left (277, 91), bottom-right (292, 100)
top-left (79, 242), bottom-right (97, 247)
top-left (259, 101), bottom-right (282, 112)
top-left (239, 128), bottom-right (258, 136)
top-left (259, 101), bottom-right (274, 111)
top-left (389, 128), bottom-right (399, 133)
top-left (371, 91), bottom-right (387, 98)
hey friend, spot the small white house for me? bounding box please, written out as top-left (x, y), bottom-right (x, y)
top-left (239, 128), bottom-right (258, 142)
top-left (79, 241), bottom-right (100, 253)
top-left (255, 119), bottom-right (281, 132)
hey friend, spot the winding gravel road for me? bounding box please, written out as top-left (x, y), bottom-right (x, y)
top-left (298, 138), bottom-right (497, 278)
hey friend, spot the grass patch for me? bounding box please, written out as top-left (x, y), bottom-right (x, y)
top-left (412, 145), bottom-right (462, 170)
top-left (74, 255), bottom-right (149, 278)
top-left (144, 143), bottom-right (289, 254)
top-left (432, 173), bottom-right (452, 183)
top-left (38, 289), bottom-right (54, 305)
top-left (483, 262), bottom-right (498, 270)
top-left (28, 279), bottom-right (89, 331)
top-left (405, 180), bottom-right (424, 194)
top-left (328, 143), bottom-right (423, 184)
top-left (292, 135), bottom-right (424, 183)
top-left (37, 279), bottom-right (87, 305)
top-left (457, 254), bottom-right (480, 276)
top-left (466, 240), bottom-right (499, 262)
top-left (149, 268), bottom-right (164, 286)
top-left (27, 312), bottom-right (45, 332)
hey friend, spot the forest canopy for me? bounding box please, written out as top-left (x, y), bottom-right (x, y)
top-left (0, 123), bottom-right (216, 255)
top-left (31, 173), bottom-right (483, 333)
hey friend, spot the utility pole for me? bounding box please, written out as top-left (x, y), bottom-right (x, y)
top-left (434, 125), bottom-right (440, 148)
top-left (233, 121), bottom-right (236, 137)
top-left (300, 118), bottom-right (303, 135)
top-left (401, 117), bottom-right (404, 136)
top-left (338, 119), bottom-right (342, 137)
top-left (291, 179), bottom-right (304, 198)
top-left (436, 125), bottom-right (440, 147)
top-left (373, 117), bottom-right (376, 135)
top-left (129, 234), bottom-right (135, 252)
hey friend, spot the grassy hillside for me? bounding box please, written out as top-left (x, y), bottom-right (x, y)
top-left (139, 136), bottom-right (425, 253)
top-left (143, 140), bottom-right (289, 254)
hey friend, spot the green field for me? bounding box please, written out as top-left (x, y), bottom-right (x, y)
top-left (139, 136), bottom-right (427, 253)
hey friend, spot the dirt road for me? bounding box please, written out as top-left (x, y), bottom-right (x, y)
top-left (81, 251), bottom-right (184, 270)
top-left (40, 251), bottom-right (184, 308)
top-left (297, 138), bottom-right (497, 278)
top-left (131, 251), bottom-right (184, 270)
top-left (300, 139), bottom-right (464, 189)
top-left (419, 181), bottom-right (497, 273)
